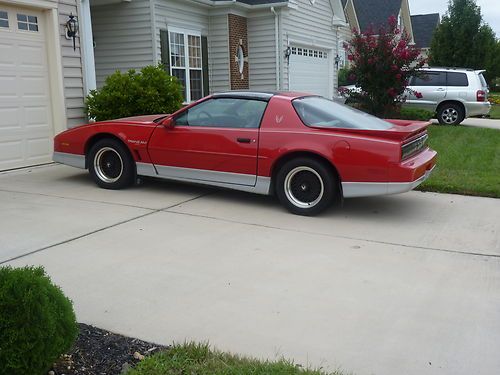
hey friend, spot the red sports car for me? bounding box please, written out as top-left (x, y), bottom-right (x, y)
top-left (53, 92), bottom-right (436, 215)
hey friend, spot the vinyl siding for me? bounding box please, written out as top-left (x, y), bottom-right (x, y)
top-left (58, 0), bottom-right (86, 127)
top-left (208, 13), bottom-right (230, 93)
top-left (247, 11), bottom-right (276, 91)
top-left (281, 0), bottom-right (339, 93)
top-left (153, 0), bottom-right (230, 94)
top-left (91, 0), bottom-right (154, 88)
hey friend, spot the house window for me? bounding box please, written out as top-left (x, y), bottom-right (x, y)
top-left (0, 11), bottom-right (8, 28)
top-left (169, 30), bottom-right (203, 102)
top-left (17, 13), bottom-right (38, 32)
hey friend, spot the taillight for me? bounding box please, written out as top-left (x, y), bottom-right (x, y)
top-left (476, 90), bottom-right (486, 102)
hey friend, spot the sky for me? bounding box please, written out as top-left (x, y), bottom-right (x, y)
top-left (409, 0), bottom-right (500, 37)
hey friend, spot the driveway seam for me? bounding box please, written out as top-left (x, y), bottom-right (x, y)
top-left (0, 192), bottom-right (212, 265)
top-left (0, 188), bottom-right (175, 210)
top-left (163, 210), bottom-right (500, 259)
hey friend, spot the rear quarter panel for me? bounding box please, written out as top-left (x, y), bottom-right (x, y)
top-left (258, 96), bottom-right (399, 183)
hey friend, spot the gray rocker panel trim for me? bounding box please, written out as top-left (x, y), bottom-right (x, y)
top-left (136, 162), bottom-right (271, 195)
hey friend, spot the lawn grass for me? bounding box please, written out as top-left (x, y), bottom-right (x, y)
top-left (418, 125), bottom-right (500, 198)
top-left (489, 104), bottom-right (500, 119)
top-left (127, 342), bottom-right (346, 375)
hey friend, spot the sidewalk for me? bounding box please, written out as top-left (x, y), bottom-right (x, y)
top-left (431, 117), bottom-right (500, 130)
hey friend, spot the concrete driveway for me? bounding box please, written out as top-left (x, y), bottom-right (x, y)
top-left (1, 164), bottom-right (499, 375)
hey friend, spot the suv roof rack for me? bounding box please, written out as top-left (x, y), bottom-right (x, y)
top-left (425, 66), bottom-right (475, 72)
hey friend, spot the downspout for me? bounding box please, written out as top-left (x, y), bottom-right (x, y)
top-left (271, 6), bottom-right (280, 91)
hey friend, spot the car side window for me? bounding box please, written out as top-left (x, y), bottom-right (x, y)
top-left (412, 71), bottom-right (446, 86)
top-left (175, 98), bottom-right (267, 128)
top-left (447, 72), bottom-right (469, 87)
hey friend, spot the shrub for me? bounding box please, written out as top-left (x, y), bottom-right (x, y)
top-left (86, 65), bottom-right (184, 121)
top-left (394, 107), bottom-right (435, 121)
top-left (343, 16), bottom-right (426, 117)
top-left (0, 266), bottom-right (78, 375)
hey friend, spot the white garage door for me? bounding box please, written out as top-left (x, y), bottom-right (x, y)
top-left (289, 46), bottom-right (331, 98)
top-left (0, 5), bottom-right (53, 171)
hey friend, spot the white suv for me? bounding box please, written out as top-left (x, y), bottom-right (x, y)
top-left (405, 67), bottom-right (491, 125)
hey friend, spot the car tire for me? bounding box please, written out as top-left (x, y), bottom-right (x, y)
top-left (437, 103), bottom-right (465, 125)
top-left (275, 158), bottom-right (337, 216)
top-left (88, 139), bottom-right (135, 189)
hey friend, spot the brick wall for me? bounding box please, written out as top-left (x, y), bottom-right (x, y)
top-left (228, 14), bottom-right (249, 90)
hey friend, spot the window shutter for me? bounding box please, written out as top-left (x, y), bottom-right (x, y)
top-left (201, 36), bottom-right (210, 96)
top-left (160, 29), bottom-right (170, 73)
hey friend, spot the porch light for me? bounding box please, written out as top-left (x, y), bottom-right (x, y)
top-left (335, 54), bottom-right (341, 69)
top-left (65, 13), bottom-right (78, 51)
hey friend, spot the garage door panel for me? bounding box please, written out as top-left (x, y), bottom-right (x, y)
top-left (26, 138), bottom-right (51, 158)
top-left (289, 45), bottom-right (331, 99)
top-left (0, 107), bottom-right (19, 128)
top-left (0, 76), bottom-right (17, 97)
top-left (18, 43), bottom-right (46, 69)
top-left (0, 43), bottom-right (16, 67)
top-left (25, 106), bottom-right (49, 126)
top-left (0, 6), bottom-right (53, 170)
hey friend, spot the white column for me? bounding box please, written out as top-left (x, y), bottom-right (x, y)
top-left (79, 0), bottom-right (97, 94)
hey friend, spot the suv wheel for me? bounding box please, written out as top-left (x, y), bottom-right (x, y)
top-left (437, 103), bottom-right (464, 125)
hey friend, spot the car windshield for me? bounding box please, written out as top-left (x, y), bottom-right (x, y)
top-left (292, 97), bottom-right (393, 130)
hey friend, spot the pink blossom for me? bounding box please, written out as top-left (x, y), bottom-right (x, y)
top-left (415, 92), bottom-right (423, 99)
top-left (388, 15), bottom-right (397, 28)
top-left (395, 73), bottom-right (402, 80)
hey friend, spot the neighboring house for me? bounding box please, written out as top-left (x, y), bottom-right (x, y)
top-left (0, 0), bottom-right (347, 171)
top-left (0, 0), bottom-right (89, 171)
top-left (410, 13), bottom-right (440, 61)
top-left (338, 0), bottom-right (414, 67)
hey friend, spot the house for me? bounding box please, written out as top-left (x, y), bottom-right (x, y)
top-left (338, 0), bottom-right (414, 67)
top-left (0, 0), bottom-right (347, 171)
top-left (410, 13), bottom-right (440, 60)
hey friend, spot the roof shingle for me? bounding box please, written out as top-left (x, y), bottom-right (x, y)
top-left (411, 13), bottom-right (440, 48)
top-left (352, 0), bottom-right (402, 33)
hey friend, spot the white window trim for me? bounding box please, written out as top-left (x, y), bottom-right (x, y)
top-left (167, 26), bottom-right (203, 103)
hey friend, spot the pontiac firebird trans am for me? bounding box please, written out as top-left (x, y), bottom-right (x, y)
top-left (53, 92), bottom-right (437, 216)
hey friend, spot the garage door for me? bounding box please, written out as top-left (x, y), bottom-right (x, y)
top-left (289, 46), bottom-right (331, 98)
top-left (0, 5), bottom-right (53, 171)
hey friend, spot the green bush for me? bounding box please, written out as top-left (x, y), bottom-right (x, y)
top-left (394, 107), bottom-right (435, 121)
top-left (0, 266), bottom-right (78, 375)
top-left (86, 65), bottom-right (184, 121)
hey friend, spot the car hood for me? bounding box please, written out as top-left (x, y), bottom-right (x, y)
top-left (105, 114), bottom-right (169, 124)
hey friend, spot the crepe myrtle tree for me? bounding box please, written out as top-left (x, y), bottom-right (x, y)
top-left (342, 16), bottom-right (426, 117)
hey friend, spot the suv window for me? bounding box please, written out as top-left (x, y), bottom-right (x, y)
top-left (412, 71), bottom-right (446, 86)
top-left (175, 98), bottom-right (267, 128)
top-left (447, 72), bottom-right (469, 87)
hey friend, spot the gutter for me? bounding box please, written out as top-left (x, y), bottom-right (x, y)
top-left (271, 6), bottom-right (280, 90)
top-left (189, 0), bottom-right (289, 10)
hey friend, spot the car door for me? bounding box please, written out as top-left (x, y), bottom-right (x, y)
top-left (406, 70), bottom-right (447, 111)
top-left (148, 98), bottom-right (268, 186)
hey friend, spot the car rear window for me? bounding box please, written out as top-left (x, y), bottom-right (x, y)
top-left (292, 97), bottom-right (393, 130)
top-left (447, 72), bottom-right (469, 87)
top-left (478, 73), bottom-right (488, 88)
top-left (412, 71), bottom-right (446, 86)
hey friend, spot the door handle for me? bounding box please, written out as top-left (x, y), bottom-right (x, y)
top-left (237, 138), bottom-right (251, 143)
top-left (436, 88), bottom-right (446, 91)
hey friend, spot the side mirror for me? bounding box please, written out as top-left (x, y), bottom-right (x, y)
top-left (162, 117), bottom-right (175, 128)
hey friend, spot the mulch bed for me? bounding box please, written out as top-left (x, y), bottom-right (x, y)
top-left (50, 323), bottom-right (167, 375)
